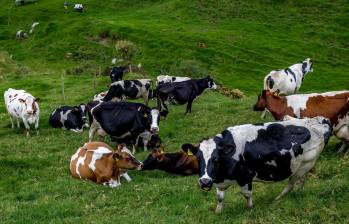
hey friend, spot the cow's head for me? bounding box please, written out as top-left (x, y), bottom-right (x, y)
top-left (146, 134), bottom-right (162, 150)
top-left (18, 97), bottom-right (40, 123)
top-left (253, 90), bottom-right (280, 111)
top-left (103, 82), bottom-right (124, 102)
top-left (182, 130), bottom-right (236, 191)
top-left (204, 76), bottom-right (217, 89)
top-left (301, 58), bottom-right (313, 75)
top-left (149, 108), bottom-right (160, 133)
top-left (142, 146), bottom-right (165, 170)
top-left (114, 144), bottom-right (143, 170)
top-left (78, 103), bottom-right (89, 128)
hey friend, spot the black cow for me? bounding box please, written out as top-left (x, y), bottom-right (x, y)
top-left (183, 117), bottom-right (332, 213)
top-left (157, 76), bottom-right (217, 116)
top-left (103, 79), bottom-right (152, 105)
top-left (110, 66), bottom-right (127, 83)
top-left (49, 104), bottom-right (88, 132)
top-left (89, 101), bottom-right (160, 153)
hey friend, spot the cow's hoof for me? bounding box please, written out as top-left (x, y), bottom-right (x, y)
top-left (215, 204), bottom-right (223, 213)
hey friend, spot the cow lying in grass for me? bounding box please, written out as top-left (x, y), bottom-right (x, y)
top-left (70, 142), bottom-right (142, 187)
top-left (49, 104), bottom-right (88, 132)
top-left (142, 146), bottom-right (199, 175)
top-left (184, 117), bottom-right (332, 212)
top-left (254, 90), bottom-right (349, 152)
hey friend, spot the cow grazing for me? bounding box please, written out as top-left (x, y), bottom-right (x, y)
top-left (156, 75), bottom-right (191, 85)
top-left (157, 76), bottom-right (217, 116)
top-left (142, 146), bottom-right (199, 175)
top-left (70, 142), bottom-right (142, 187)
top-left (110, 66), bottom-right (127, 83)
top-left (264, 58), bottom-right (313, 95)
top-left (89, 101), bottom-right (160, 153)
top-left (49, 104), bottom-right (88, 132)
top-left (103, 79), bottom-right (152, 105)
top-left (253, 90), bottom-right (349, 152)
top-left (183, 117), bottom-right (332, 212)
top-left (4, 88), bottom-right (40, 136)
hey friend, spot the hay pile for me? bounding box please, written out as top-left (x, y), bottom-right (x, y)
top-left (218, 86), bottom-right (244, 99)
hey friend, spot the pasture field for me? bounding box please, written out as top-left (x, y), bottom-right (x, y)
top-left (0, 0), bottom-right (348, 223)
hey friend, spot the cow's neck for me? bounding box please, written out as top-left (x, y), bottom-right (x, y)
top-left (195, 79), bottom-right (208, 95)
top-left (265, 95), bottom-right (289, 120)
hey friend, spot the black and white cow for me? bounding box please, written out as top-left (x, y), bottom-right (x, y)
top-left (183, 117), bottom-right (332, 213)
top-left (49, 104), bottom-right (88, 132)
top-left (157, 76), bottom-right (217, 116)
top-left (110, 66), bottom-right (127, 83)
top-left (103, 79), bottom-right (152, 105)
top-left (89, 101), bottom-right (160, 153)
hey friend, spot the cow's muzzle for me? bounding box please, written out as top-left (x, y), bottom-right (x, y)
top-left (150, 127), bottom-right (159, 133)
top-left (199, 178), bottom-right (213, 191)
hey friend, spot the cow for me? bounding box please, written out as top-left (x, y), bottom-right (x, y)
top-left (135, 131), bottom-right (162, 151)
top-left (110, 66), bottom-right (127, 83)
top-left (89, 101), bottom-right (160, 154)
top-left (183, 117), bottom-right (332, 213)
top-left (264, 58), bottom-right (313, 96)
top-left (157, 76), bottom-right (217, 116)
top-left (4, 88), bottom-right (40, 136)
top-left (253, 90), bottom-right (349, 152)
top-left (260, 58), bottom-right (313, 118)
top-left (142, 146), bottom-right (199, 175)
top-left (49, 104), bottom-right (88, 132)
top-left (103, 79), bottom-right (152, 105)
top-left (156, 75), bottom-right (191, 85)
top-left (70, 142), bottom-right (143, 187)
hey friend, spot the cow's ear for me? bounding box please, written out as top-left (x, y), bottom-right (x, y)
top-left (182, 143), bottom-right (198, 155)
top-left (18, 98), bottom-right (25, 103)
top-left (35, 98), bottom-right (40, 102)
top-left (217, 130), bottom-right (236, 155)
top-left (113, 152), bottom-right (121, 160)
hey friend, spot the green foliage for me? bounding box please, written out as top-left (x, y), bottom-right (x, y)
top-left (0, 0), bottom-right (348, 223)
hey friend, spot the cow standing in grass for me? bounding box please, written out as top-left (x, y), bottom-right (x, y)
top-left (253, 90), bottom-right (349, 152)
top-left (157, 76), bottom-right (217, 116)
top-left (184, 117), bottom-right (332, 212)
top-left (103, 79), bottom-right (152, 105)
top-left (4, 88), bottom-right (40, 136)
top-left (261, 58), bottom-right (313, 118)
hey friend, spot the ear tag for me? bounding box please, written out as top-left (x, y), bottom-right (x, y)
top-left (187, 149), bottom-right (193, 156)
top-left (160, 148), bottom-right (164, 154)
top-left (144, 113), bottom-right (148, 118)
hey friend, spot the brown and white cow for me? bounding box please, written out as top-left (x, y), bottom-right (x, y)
top-left (253, 90), bottom-right (349, 152)
top-left (70, 142), bottom-right (143, 187)
top-left (4, 88), bottom-right (40, 136)
top-left (142, 146), bottom-right (199, 175)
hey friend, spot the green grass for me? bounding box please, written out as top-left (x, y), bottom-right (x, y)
top-left (0, 0), bottom-right (348, 223)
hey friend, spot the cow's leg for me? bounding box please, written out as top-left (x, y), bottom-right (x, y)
top-left (297, 174), bottom-right (307, 191)
top-left (337, 141), bottom-right (348, 153)
top-left (143, 91), bottom-right (149, 106)
top-left (240, 183), bottom-right (253, 208)
top-left (185, 100), bottom-right (193, 114)
top-left (35, 118), bottom-right (39, 135)
top-left (89, 121), bottom-right (98, 141)
top-left (9, 116), bottom-right (14, 128)
top-left (22, 118), bottom-right (30, 137)
top-left (275, 176), bottom-right (298, 200)
top-left (215, 188), bottom-right (225, 213)
top-left (260, 109), bottom-right (268, 119)
top-left (121, 172), bottom-right (132, 182)
top-left (16, 118), bottom-right (20, 128)
top-left (108, 178), bottom-right (121, 188)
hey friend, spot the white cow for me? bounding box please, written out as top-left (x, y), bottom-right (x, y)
top-left (156, 75), bottom-right (191, 85)
top-left (261, 58), bottom-right (313, 118)
top-left (4, 88), bottom-right (40, 136)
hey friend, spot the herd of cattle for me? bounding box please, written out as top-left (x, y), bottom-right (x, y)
top-left (4, 58), bottom-right (349, 212)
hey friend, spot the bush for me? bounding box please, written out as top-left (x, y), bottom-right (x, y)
top-left (115, 40), bottom-right (138, 64)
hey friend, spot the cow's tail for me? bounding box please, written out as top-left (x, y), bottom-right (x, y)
top-left (264, 76), bottom-right (274, 90)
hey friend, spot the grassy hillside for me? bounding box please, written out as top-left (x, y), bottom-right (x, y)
top-left (0, 0), bottom-right (348, 223)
